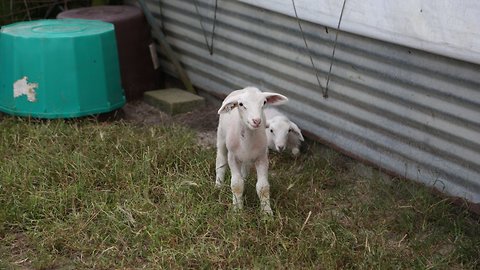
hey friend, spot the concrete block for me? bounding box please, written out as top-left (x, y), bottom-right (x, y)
top-left (143, 88), bottom-right (205, 115)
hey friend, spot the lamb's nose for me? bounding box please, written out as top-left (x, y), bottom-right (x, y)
top-left (252, 118), bottom-right (261, 126)
top-left (277, 145), bottom-right (286, 152)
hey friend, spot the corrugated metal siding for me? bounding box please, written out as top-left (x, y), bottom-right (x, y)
top-left (132, 0), bottom-right (480, 203)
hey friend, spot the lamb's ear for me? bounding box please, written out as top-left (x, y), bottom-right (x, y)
top-left (289, 121), bottom-right (304, 141)
top-left (218, 89), bottom-right (247, 114)
top-left (218, 95), bottom-right (239, 114)
top-left (263, 92), bottom-right (288, 106)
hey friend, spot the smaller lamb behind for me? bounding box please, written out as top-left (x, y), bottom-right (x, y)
top-left (265, 108), bottom-right (304, 156)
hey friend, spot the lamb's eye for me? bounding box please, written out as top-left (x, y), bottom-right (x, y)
top-left (288, 129), bottom-right (292, 132)
top-left (270, 129), bottom-right (273, 133)
top-left (263, 100), bottom-right (267, 106)
top-left (239, 102), bottom-right (244, 107)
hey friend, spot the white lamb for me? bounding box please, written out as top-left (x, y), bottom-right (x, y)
top-left (215, 87), bottom-right (288, 214)
top-left (265, 108), bottom-right (304, 156)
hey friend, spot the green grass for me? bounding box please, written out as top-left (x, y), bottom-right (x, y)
top-left (0, 116), bottom-right (479, 269)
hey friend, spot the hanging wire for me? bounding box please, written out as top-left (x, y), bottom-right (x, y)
top-left (325, 0), bottom-right (347, 96)
top-left (291, 0), bottom-right (325, 97)
top-left (192, 0), bottom-right (218, 55)
top-left (157, 0), bottom-right (165, 33)
top-left (292, 0), bottom-right (348, 98)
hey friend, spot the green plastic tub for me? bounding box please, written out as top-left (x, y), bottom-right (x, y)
top-left (0, 19), bottom-right (125, 118)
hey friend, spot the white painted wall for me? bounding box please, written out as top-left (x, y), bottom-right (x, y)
top-left (239, 0), bottom-right (480, 65)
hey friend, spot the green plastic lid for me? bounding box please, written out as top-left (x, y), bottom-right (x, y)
top-left (0, 19), bottom-right (125, 118)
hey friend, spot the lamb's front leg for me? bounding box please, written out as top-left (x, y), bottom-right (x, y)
top-left (255, 154), bottom-right (273, 215)
top-left (289, 136), bottom-right (301, 156)
top-left (228, 152), bottom-right (244, 210)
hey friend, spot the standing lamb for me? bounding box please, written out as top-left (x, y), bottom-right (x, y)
top-left (215, 87), bottom-right (288, 214)
top-left (265, 108), bottom-right (304, 156)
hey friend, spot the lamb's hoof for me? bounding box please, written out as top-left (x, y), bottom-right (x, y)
top-left (215, 181), bottom-right (223, 189)
top-left (232, 196), bottom-right (244, 211)
top-left (232, 202), bottom-right (244, 213)
top-left (261, 205), bottom-right (273, 215)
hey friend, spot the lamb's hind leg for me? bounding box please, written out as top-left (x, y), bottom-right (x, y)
top-left (215, 138), bottom-right (228, 188)
top-left (241, 162), bottom-right (251, 179)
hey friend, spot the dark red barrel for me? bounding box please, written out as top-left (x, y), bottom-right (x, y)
top-left (58, 5), bottom-right (160, 100)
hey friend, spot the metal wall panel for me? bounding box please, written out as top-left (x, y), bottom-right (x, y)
top-left (132, 0), bottom-right (480, 204)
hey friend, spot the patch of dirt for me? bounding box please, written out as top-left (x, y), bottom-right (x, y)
top-left (2, 233), bottom-right (33, 269)
top-left (121, 100), bottom-right (173, 125)
top-left (121, 100), bottom-right (219, 148)
top-left (172, 105), bottom-right (219, 132)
